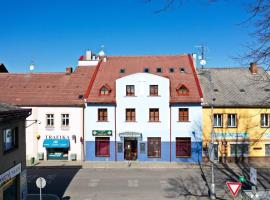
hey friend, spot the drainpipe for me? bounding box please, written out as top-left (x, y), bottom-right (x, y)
top-left (115, 105), bottom-right (117, 161)
top-left (170, 106), bottom-right (172, 162)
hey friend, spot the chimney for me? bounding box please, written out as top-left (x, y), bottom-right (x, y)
top-left (86, 50), bottom-right (92, 60)
top-left (66, 67), bottom-right (73, 75)
top-left (249, 62), bottom-right (258, 74)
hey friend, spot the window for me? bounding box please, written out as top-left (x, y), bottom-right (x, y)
top-left (120, 68), bottom-right (125, 74)
top-left (261, 114), bottom-right (269, 127)
top-left (126, 85), bottom-right (135, 96)
top-left (177, 85), bottom-right (189, 95)
top-left (180, 68), bottom-right (185, 73)
top-left (150, 85), bottom-right (158, 96)
top-left (46, 114), bottom-right (54, 127)
top-left (156, 68), bottom-right (162, 73)
top-left (144, 68), bottom-right (149, 73)
top-left (61, 114), bottom-right (69, 127)
top-left (169, 68), bottom-right (174, 73)
top-left (213, 114), bottom-right (223, 127)
top-left (179, 108), bottom-right (189, 122)
top-left (147, 137), bottom-right (161, 158)
top-left (3, 128), bottom-right (18, 152)
top-left (230, 144), bottom-right (249, 157)
top-left (265, 144), bottom-right (270, 156)
top-left (176, 137), bottom-right (191, 157)
top-left (117, 143), bottom-right (123, 153)
top-left (149, 108), bottom-right (159, 122)
top-left (227, 114), bottom-right (237, 127)
top-left (126, 108), bottom-right (136, 122)
top-left (98, 109), bottom-right (108, 122)
top-left (95, 137), bottom-right (110, 157)
top-left (100, 86), bottom-right (110, 95)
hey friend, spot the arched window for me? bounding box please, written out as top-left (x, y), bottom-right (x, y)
top-left (176, 84), bottom-right (189, 96)
top-left (100, 84), bottom-right (111, 95)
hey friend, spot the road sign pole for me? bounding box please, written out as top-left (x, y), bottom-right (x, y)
top-left (39, 178), bottom-right (42, 200)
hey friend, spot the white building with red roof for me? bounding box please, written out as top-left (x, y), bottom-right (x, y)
top-left (83, 51), bottom-right (203, 162)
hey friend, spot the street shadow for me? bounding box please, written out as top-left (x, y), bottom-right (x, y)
top-left (27, 166), bottom-right (81, 199)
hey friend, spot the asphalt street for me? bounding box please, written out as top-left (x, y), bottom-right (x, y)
top-left (27, 164), bottom-right (270, 200)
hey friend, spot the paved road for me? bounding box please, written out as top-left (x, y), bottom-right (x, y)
top-left (27, 164), bottom-right (270, 200)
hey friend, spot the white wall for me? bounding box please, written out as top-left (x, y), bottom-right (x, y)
top-left (116, 73), bottom-right (170, 141)
top-left (24, 106), bottom-right (84, 161)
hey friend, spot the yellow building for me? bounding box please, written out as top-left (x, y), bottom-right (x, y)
top-left (199, 63), bottom-right (270, 162)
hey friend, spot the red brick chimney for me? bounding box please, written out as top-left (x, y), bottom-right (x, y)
top-left (66, 67), bottom-right (73, 75)
top-left (249, 62), bottom-right (258, 74)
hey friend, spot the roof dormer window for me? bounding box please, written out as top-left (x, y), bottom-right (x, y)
top-left (176, 84), bottom-right (189, 96)
top-left (100, 84), bottom-right (111, 95)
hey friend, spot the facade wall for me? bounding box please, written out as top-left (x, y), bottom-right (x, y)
top-left (202, 107), bottom-right (270, 160)
top-left (85, 73), bottom-right (202, 162)
top-left (0, 118), bottom-right (28, 200)
top-left (24, 106), bottom-right (84, 161)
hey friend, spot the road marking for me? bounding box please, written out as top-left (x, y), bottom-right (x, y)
top-left (128, 179), bottom-right (138, 187)
top-left (88, 179), bottom-right (100, 187)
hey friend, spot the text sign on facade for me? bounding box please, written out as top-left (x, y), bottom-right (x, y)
top-left (0, 163), bottom-right (21, 186)
top-left (92, 130), bottom-right (112, 136)
top-left (250, 167), bottom-right (257, 185)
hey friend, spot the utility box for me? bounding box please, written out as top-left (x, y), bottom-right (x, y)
top-left (38, 152), bottom-right (44, 160)
top-left (71, 153), bottom-right (77, 161)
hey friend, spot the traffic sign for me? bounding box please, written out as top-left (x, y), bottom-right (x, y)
top-left (226, 182), bottom-right (242, 197)
top-left (250, 167), bottom-right (257, 185)
top-left (36, 177), bottom-right (46, 189)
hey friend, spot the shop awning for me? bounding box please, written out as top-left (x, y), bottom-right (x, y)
top-left (43, 139), bottom-right (70, 148)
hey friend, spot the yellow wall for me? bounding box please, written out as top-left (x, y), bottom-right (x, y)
top-left (203, 108), bottom-right (270, 157)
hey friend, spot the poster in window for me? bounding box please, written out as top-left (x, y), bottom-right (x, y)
top-left (118, 143), bottom-right (123, 153)
top-left (140, 143), bottom-right (145, 154)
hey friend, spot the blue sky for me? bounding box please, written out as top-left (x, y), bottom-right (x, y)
top-left (0, 0), bottom-right (254, 72)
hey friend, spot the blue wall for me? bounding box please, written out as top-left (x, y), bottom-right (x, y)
top-left (85, 141), bottom-right (202, 162)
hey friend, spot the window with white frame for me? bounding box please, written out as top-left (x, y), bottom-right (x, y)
top-left (265, 144), bottom-right (270, 156)
top-left (61, 114), bottom-right (69, 127)
top-left (230, 143), bottom-right (249, 157)
top-left (227, 114), bottom-right (237, 127)
top-left (261, 113), bottom-right (270, 127)
top-left (213, 114), bottom-right (223, 127)
top-left (46, 114), bottom-right (54, 127)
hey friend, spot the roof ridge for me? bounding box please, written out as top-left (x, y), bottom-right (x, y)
top-left (107, 54), bottom-right (188, 58)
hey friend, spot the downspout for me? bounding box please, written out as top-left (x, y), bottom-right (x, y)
top-left (114, 105), bottom-right (117, 161)
top-left (82, 104), bottom-right (85, 161)
top-left (170, 105), bottom-right (172, 162)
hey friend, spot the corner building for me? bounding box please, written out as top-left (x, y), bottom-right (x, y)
top-left (84, 54), bottom-right (203, 162)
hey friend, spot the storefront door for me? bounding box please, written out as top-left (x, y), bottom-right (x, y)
top-left (124, 138), bottom-right (137, 160)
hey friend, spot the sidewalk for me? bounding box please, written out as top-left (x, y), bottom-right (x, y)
top-left (27, 160), bottom-right (270, 169)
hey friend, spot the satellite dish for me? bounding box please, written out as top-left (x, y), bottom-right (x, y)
top-left (200, 59), bottom-right (206, 66)
top-left (29, 64), bottom-right (35, 71)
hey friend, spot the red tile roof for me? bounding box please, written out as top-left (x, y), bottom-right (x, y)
top-left (86, 54), bottom-right (203, 104)
top-left (0, 66), bottom-right (95, 106)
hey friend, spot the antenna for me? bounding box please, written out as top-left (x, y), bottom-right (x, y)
top-left (195, 44), bottom-right (208, 69)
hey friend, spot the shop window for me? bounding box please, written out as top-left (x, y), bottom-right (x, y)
top-left (3, 128), bottom-right (18, 152)
top-left (126, 85), bottom-right (135, 96)
top-left (149, 108), bottom-right (159, 122)
top-left (230, 144), bottom-right (249, 157)
top-left (213, 114), bottom-right (223, 127)
top-left (150, 85), bottom-right (158, 96)
top-left (126, 108), bottom-right (136, 122)
top-left (227, 114), bottom-right (237, 127)
top-left (261, 113), bottom-right (270, 127)
top-left (179, 108), bottom-right (189, 122)
top-left (98, 109), bottom-right (108, 122)
top-left (95, 137), bottom-right (110, 157)
top-left (46, 114), bottom-right (54, 127)
top-left (147, 137), bottom-right (161, 158)
top-left (61, 114), bottom-right (69, 127)
top-left (176, 137), bottom-right (191, 157)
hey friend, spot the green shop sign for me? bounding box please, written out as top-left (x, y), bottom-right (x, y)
top-left (92, 130), bottom-right (112, 136)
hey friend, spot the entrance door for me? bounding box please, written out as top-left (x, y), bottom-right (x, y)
top-left (124, 138), bottom-right (137, 160)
